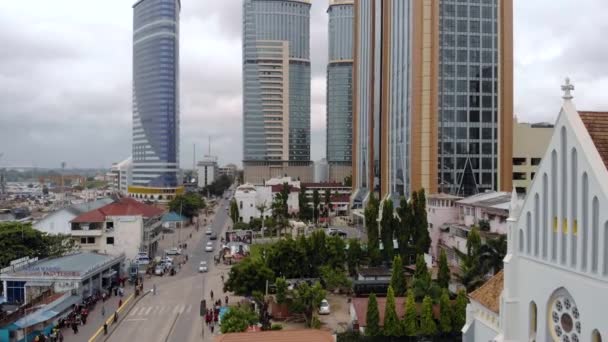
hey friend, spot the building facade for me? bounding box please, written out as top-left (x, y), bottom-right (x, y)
top-left (33, 198), bottom-right (114, 235)
top-left (197, 155), bottom-right (218, 188)
top-left (218, 164), bottom-right (238, 180)
top-left (352, 0), bottom-right (513, 203)
top-left (242, 0), bottom-right (313, 184)
top-left (327, 0), bottom-right (354, 182)
top-left (512, 118), bottom-right (554, 195)
top-left (108, 157), bottom-right (132, 195)
top-left (129, 0), bottom-right (182, 202)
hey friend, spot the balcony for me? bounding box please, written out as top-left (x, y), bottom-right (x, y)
top-left (71, 222), bottom-right (104, 236)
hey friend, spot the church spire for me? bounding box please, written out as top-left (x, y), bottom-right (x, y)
top-left (561, 77), bottom-right (574, 101)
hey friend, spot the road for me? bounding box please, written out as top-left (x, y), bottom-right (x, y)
top-left (107, 192), bottom-right (232, 342)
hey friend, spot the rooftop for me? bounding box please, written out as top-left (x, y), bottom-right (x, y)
top-left (428, 193), bottom-right (463, 200)
top-left (579, 111), bottom-right (608, 171)
top-left (358, 266), bottom-right (392, 278)
top-left (352, 297), bottom-right (441, 326)
top-left (457, 191), bottom-right (511, 211)
top-left (468, 270), bottom-right (504, 313)
top-left (214, 329), bottom-right (333, 342)
top-left (301, 182), bottom-right (346, 188)
top-left (71, 197), bottom-right (164, 223)
top-left (1, 252), bottom-right (123, 279)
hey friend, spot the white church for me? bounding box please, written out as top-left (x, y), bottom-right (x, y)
top-left (464, 80), bottom-right (607, 342)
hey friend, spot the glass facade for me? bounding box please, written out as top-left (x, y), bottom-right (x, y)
top-left (327, 3), bottom-right (353, 166)
top-left (242, 0), bottom-right (311, 162)
top-left (438, 0), bottom-right (499, 196)
top-left (131, 0), bottom-right (180, 188)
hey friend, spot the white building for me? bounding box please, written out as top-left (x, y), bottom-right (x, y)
top-left (109, 157), bottom-right (132, 195)
top-left (33, 198), bottom-right (114, 235)
top-left (234, 180), bottom-right (299, 223)
top-left (464, 82), bottom-right (608, 341)
top-left (197, 155), bottom-right (218, 188)
top-left (218, 164), bottom-right (237, 180)
top-left (314, 158), bottom-right (329, 182)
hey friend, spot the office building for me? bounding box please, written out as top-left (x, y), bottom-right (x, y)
top-left (512, 118), bottom-right (554, 195)
top-left (242, 0), bottom-right (313, 184)
top-left (352, 0), bottom-right (513, 203)
top-left (326, 0), bottom-right (354, 182)
top-left (129, 0), bottom-right (183, 202)
top-left (197, 155), bottom-right (218, 188)
top-left (218, 164), bottom-right (238, 180)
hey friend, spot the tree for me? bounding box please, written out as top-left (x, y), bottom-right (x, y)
top-left (437, 249), bottom-right (451, 289)
top-left (364, 194), bottom-right (381, 265)
top-left (396, 196), bottom-right (414, 263)
top-left (365, 293), bottom-right (381, 337)
top-left (402, 291), bottom-right (418, 337)
top-left (412, 255), bottom-right (440, 302)
top-left (346, 238), bottom-right (363, 276)
top-left (256, 202), bottom-right (267, 223)
top-left (224, 257), bottom-right (274, 296)
top-left (220, 305), bottom-right (259, 333)
top-left (478, 219), bottom-right (490, 231)
top-left (290, 281), bottom-right (326, 327)
top-left (419, 296), bottom-right (437, 336)
top-left (168, 193), bottom-right (206, 219)
top-left (455, 228), bottom-right (485, 292)
top-left (480, 235), bottom-right (507, 275)
top-left (452, 290), bottom-right (468, 333)
top-left (275, 277), bottom-right (288, 304)
top-left (324, 189), bottom-right (333, 224)
top-left (379, 199), bottom-right (395, 263)
top-left (412, 189), bottom-right (431, 255)
top-left (248, 218), bottom-right (262, 231)
top-left (230, 199), bottom-right (240, 223)
top-left (298, 185), bottom-right (311, 221)
top-left (383, 286), bottom-right (401, 337)
top-left (343, 175), bottom-right (352, 187)
top-left (202, 174), bottom-right (233, 197)
top-left (312, 189), bottom-right (321, 224)
top-left (266, 238), bottom-right (307, 279)
top-left (390, 255), bottom-right (406, 297)
top-left (438, 289), bottom-right (453, 335)
top-left (325, 235), bottom-right (346, 270)
top-left (0, 223), bottom-right (75, 267)
top-left (319, 265), bottom-right (351, 292)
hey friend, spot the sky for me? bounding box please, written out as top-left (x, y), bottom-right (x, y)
top-left (0, 0), bottom-right (607, 169)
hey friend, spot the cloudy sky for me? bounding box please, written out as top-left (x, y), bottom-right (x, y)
top-left (0, 0), bottom-right (607, 169)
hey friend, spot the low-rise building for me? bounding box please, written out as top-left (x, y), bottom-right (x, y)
top-left (33, 198), bottom-right (114, 235)
top-left (197, 155), bottom-right (218, 188)
top-left (512, 118), bottom-right (554, 195)
top-left (233, 179), bottom-right (299, 223)
top-left (218, 164), bottom-right (238, 180)
top-left (70, 197), bottom-right (164, 261)
top-left (301, 182), bottom-right (352, 216)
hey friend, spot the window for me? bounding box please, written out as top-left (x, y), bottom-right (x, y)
top-left (239, 201), bottom-right (243, 209)
top-left (519, 229), bottom-right (524, 252)
top-left (529, 301), bottom-right (537, 339)
top-left (513, 172), bottom-right (526, 180)
top-left (88, 237), bottom-right (95, 244)
top-left (551, 150), bottom-right (558, 261)
top-left (106, 222), bottom-right (114, 230)
top-left (561, 127), bottom-right (568, 264)
top-left (543, 173), bottom-right (548, 258)
top-left (526, 212), bottom-right (531, 254)
top-left (513, 157), bottom-right (526, 166)
top-left (531, 158), bottom-right (541, 166)
top-left (80, 237), bottom-right (87, 244)
top-left (534, 194), bottom-right (540, 256)
top-left (592, 196), bottom-right (599, 272)
top-left (582, 172), bottom-right (589, 269)
top-left (571, 148), bottom-right (578, 266)
top-left (107, 237), bottom-right (115, 245)
top-left (592, 330), bottom-right (602, 342)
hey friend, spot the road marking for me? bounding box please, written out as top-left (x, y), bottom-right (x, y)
top-left (124, 318), bottom-right (148, 322)
top-left (129, 307), bottom-right (140, 316)
top-left (158, 305), bottom-right (166, 314)
top-left (144, 306), bottom-right (153, 315)
top-left (173, 304), bottom-right (184, 314)
top-left (88, 293), bottom-right (134, 342)
top-left (185, 304), bottom-right (192, 313)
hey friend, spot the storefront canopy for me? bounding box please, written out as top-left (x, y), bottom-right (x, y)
top-left (162, 212), bottom-right (187, 223)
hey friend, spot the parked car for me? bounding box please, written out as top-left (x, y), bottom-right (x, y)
top-left (205, 241), bottom-right (214, 252)
top-left (206, 227), bottom-right (212, 235)
top-left (154, 265), bottom-right (164, 276)
top-left (210, 233), bottom-right (218, 240)
top-left (319, 299), bottom-right (330, 315)
top-left (327, 228), bottom-right (347, 238)
top-left (199, 261), bottom-right (208, 272)
top-left (166, 247), bottom-right (182, 255)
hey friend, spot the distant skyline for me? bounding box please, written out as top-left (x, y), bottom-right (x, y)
top-left (1, 0), bottom-right (607, 169)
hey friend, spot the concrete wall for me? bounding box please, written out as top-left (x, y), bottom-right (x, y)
top-left (512, 119), bottom-right (553, 195)
top-left (76, 216), bottom-right (143, 262)
top-left (33, 210), bottom-right (75, 235)
top-left (328, 164), bottom-right (352, 183)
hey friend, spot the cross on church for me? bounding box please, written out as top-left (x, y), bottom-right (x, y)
top-left (561, 77), bottom-right (574, 100)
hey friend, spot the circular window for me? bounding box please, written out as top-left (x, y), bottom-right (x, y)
top-left (549, 293), bottom-right (581, 342)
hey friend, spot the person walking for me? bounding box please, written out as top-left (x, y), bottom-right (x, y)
top-left (103, 323), bottom-right (108, 335)
top-left (210, 290), bottom-right (214, 301)
top-left (225, 296), bottom-right (229, 306)
top-left (101, 305), bottom-right (105, 317)
top-left (118, 299), bottom-right (122, 308)
top-left (113, 311), bottom-right (118, 324)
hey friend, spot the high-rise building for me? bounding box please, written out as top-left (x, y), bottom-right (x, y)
top-left (242, 0), bottom-right (313, 185)
top-left (129, 0), bottom-right (183, 202)
top-left (326, 0), bottom-right (354, 183)
top-left (352, 0), bottom-right (512, 203)
top-left (197, 155), bottom-right (218, 188)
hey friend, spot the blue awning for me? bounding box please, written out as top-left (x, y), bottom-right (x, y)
top-left (162, 212), bottom-right (187, 223)
top-left (12, 295), bottom-right (80, 329)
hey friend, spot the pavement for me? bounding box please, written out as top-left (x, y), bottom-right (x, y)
top-left (103, 190), bottom-right (241, 342)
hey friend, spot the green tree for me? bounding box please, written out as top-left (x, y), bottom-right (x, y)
top-left (319, 265), bottom-right (351, 292)
top-left (275, 277), bottom-right (288, 304)
top-left (480, 235), bottom-right (507, 275)
top-left (0, 223), bottom-right (75, 267)
top-left (438, 289), bottom-right (453, 335)
top-left (437, 249), bottom-right (451, 289)
top-left (402, 291), bottom-right (418, 337)
top-left (365, 194), bottom-right (381, 265)
top-left (383, 286), bottom-right (401, 337)
top-left (224, 257), bottom-right (274, 296)
top-left (343, 175), bottom-right (352, 187)
top-left (390, 255), bottom-right (406, 297)
top-left (168, 192), bottom-right (206, 219)
top-left (346, 238), bottom-right (363, 276)
top-left (220, 305), bottom-right (259, 333)
top-left (230, 199), bottom-right (240, 223)
top-left (379, 199), bottom-right (395, 263)
top-left (419, 296), bottom-right (437, 336)
top-left (396, 196), bottom-right (414, 262)
top-left (452, 290), bottom-right (468, 333)
top-left (256, 201), bottom-right (267, 222)
top-left (298, 185), bottom-right (311, 221)
top-left (365, 293), bottom-right (381, 337)
top-left (478, 219), bottom-right (491, 231)
top-left (412, 189), bottom-right (431, 255)
top-left (412, 255), bottom-right (440, 302)
top-left (312, 189), bottom-right (321, 224)
top-left (266, 238), bottom-right (307, 278)
top-left (290, 281), bottom-right (326, 327)
top-left (325, 235), bottom-right (346, 270)
top-left (455, 227), bottom-right (485, 292)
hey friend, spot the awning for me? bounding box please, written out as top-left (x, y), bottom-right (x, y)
top-left (25, 280), bottom-right (53, 287)
top-left (12, 295), bottom-right (80, 329)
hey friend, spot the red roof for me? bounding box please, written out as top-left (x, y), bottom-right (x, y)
top-left (270, 184), bottom-right (300, 193)
top-left (579, 111), bottom-right (608, 170)
top-left (71, 197), bottom-right (164, 223)
top-left (330, 194), bottom-right (351, 203)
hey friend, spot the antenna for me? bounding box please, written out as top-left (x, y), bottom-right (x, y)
top-left (208, 136), bottom-right (211, 155)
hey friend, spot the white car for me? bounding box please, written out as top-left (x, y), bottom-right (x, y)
top-left (166, 247), bottom-right (182, 255)
top-left (199, 261), bottom-right (208, 273)
top-left (205, 241), bottom-right (214, 252)
top-left (319, 299), bottom-right (330, 315)
top-left (206, 227), bottom-right (212, 235)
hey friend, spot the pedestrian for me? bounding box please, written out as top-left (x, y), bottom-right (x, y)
top-left (210, 322), bottom-right (214, 334)
top-left (101, 305), bottom-right (105, 317)
top-left (113, 311), bottom-right (118, 323)
top-left (225, 296), bottom-right (229, 306)
top-left (118, 299), bottom-right (122, 308)
top-left (103, 322), bottom-right (108, 335)
top-left (210, 290), bottom-right (214, 301)
top-left (220, 274), bottom-right (224, 283)
top-left (71, 322), bottom-right (78, 334)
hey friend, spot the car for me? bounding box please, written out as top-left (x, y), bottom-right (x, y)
top-left (199, 261), bottom-right (208, 273)
top-left (154, 265), bottom-right (164, 276)
top-left (205, 241), bottom-right (214, 252)
top-left (206, 227), bottom-right (212, 235)
top-left (161, 256), bottom-right (173, 263)
top-left (166, 247), bottom-right (182, 255)
top-left (327, 228), bottom-right (347, 238)
top-left (210, 233), bottom-right (218, 240)
top-left (319, 299), bottom-right (330, 315)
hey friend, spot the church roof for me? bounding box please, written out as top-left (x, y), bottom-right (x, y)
top-left (579, 111), bottom-right (608, 170)
top-left (468, 270), bottom-right (504, 314)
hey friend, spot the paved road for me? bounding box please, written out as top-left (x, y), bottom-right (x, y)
top-left (107, 192), bottom-right (232, 342)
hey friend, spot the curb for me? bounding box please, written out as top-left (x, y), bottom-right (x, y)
top-left (87, 290), bottom-right (150, 342)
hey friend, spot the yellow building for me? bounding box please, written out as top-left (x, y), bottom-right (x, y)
top-left (512, 118), bottom-right (554, 195)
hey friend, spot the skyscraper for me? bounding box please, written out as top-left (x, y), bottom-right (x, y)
top-left (242, 0), bottom-right (313, 184)
top-left (129, 0), bottom-right (182, 201)
top-left (326, 0), bottom-right (354, 183)
top-left (352, 0), bottom-right (512, 203)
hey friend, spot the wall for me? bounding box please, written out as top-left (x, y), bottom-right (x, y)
top-left (244, 163), bottom-right (314, 185)
top-left (77, 216), bottom-right (143, 262)
top-left (33, 210), bottom-right (75, 235)
top-left (512, 119), bottom-right (554, 194)
top-left (427, 197), bottom-right (459, 258)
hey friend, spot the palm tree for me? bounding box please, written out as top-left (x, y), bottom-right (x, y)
top-left (256, 202), bottom-right (267, 235)
top-left (479, 235), bottom-right (507, 275)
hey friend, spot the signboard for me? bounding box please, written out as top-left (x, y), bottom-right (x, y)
top-left (55, 280), bottom-right (78, 292)
top-left (225, 230), bottom-right (253, 244)
top-left (19, 267), bottom-right (81, 277)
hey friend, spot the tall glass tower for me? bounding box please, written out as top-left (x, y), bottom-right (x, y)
top-left (326, 0), bottom-right (354, 183)
top-left (242, 0), bottom-right (313, 184)
top-left (130, 0), bottom-right (182, 201)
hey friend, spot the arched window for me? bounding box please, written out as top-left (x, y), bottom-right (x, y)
top-left (571, 148), bottom-right (578, 266)
top-left (592, 329), bottom-right (602, 342)
top-left (534, 194), bottom-right (539, 256)
top-left (543, 173), bottom-right (548, 258)
top-left (561, 127), bottom-right (568, 265)
top-left (604, 222), bottom-right (608, 276)
top-left (592, 196), bottom-right (599, 273)
top-left (582, 172), bottom-right (589, 270)
top-left (529, 301), bottom-right (537, 339)
top-left (551, 150), bottom-right (558, 261)
top-left (239, 201), bottom-right (243, 209)
top-left (526, 212), bottom-right (532, 254)
top-left (519, 229), bottom-right (524, 253)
